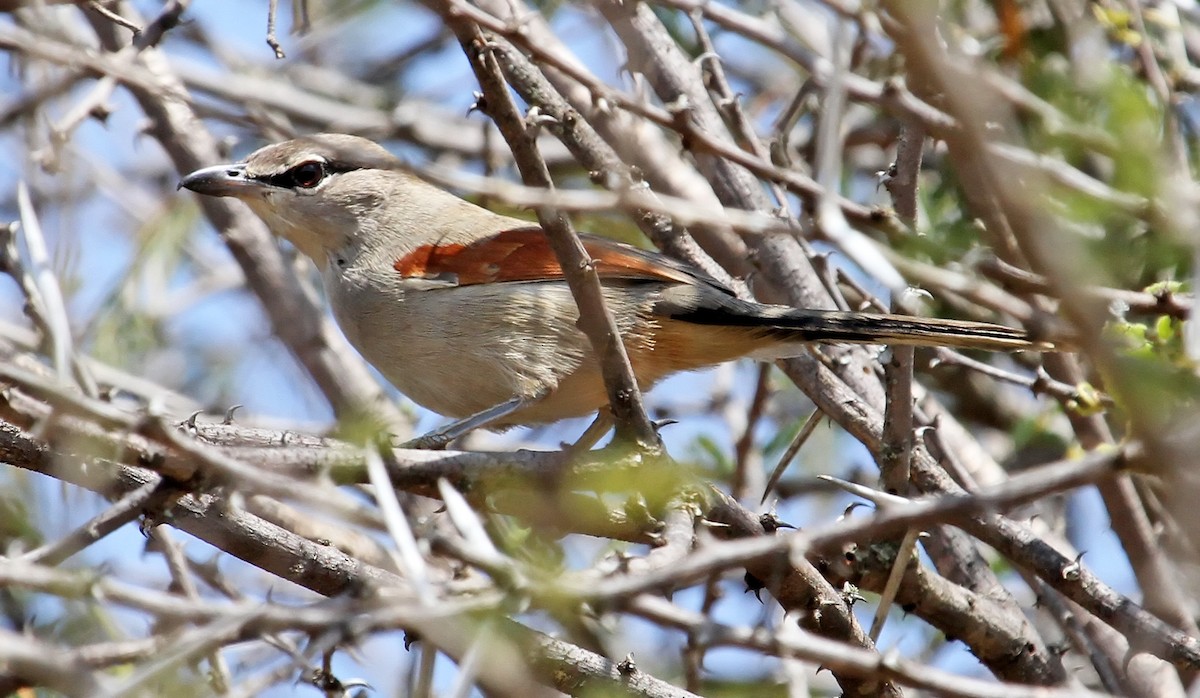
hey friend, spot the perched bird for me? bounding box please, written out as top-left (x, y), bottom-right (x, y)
top-left (181, 134), bottom-right (1040, 444)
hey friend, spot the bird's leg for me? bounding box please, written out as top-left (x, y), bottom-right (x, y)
top-left (400, 395), bottom-right (534, 449)
top-left (563, 409), bottom-right (614, 455)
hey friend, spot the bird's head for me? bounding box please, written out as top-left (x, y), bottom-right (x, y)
top-left (180, 134), bottom-right (411, 266)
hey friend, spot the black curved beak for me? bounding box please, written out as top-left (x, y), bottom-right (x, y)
top-left (178, 163), bottom-right (263, 198)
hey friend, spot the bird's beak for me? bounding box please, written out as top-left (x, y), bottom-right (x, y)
top-left (178, 163), bottom-right (265, 198)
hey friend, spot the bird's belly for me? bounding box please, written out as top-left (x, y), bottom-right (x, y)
top-left (329, 276), bottom-right (598, 419)
top-left (325, 270), bottom-right (773, 424)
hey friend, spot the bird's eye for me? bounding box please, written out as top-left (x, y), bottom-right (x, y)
top-left (287, 161), bottom-right (326, 188)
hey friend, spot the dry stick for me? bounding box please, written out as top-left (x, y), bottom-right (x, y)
top-left (150, 526), bottom-right (232, 693)
top-left (0, 628), bottom-right (106, 696)
top-left (1030, 576), bottom-right (1127, 694)
top-left (412, 645), bottom-right (436, 698)
top-left (977, 256), bottom-right (1193, 319)
top-left (932, 350), bottom-right (1096, 408)
top-left (686, 9), bottom-right (793, 218)
top-left (883, 123), bottom-right (925, 228)
top-left (245, 495), bottom-right (393, 570)
top-left (871, 118), bottom-right (922, 644)
top-left (0, 217), bottom-right (95, 397)
top-left (366, 447), bottom-right (433, 603)
top-left (11, 189), bottom-right (76, 388)
top-left (85, 0), bottom-right (142, 34)
top-left (866, 527), bottom-right (920, 645)
top-left (445, 21), bottom-right (659, 447)
top-left (72, 638), bottom-right (163, 670)
top-left (20, 481), bottom-right (167, 566)
top-left (265, 0), bottom-right (286, 58)
top-left (761, 408), bottom-right (824, 504)
top-left (880, 349), bottom-right (915, 497)
top-left (872, 345), bottom-right (916, 644)
top-left (883, 251), bottom-right (1043, 323)
top-left (731, 363), bottom-right (771, 501)
top-left (681, 572), bottom-right (723, 693)
top-left (704, 489), bottom-right (902, 698)
top-left (631, 595), bottom-right (1109, 698)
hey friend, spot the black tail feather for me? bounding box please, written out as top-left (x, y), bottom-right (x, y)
top-left (664, 293), bottom-right (1043, 352)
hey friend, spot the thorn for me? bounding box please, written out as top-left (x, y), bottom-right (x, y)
top-left (467, 91), bottom-right (487, 117)
top-left (759, 511), bottom-right (796, 532)
top-left (617, 653), bottom-right (637, 675)
top-left (840, 581), bottom-right (866, 606)
top-left (836, 501), bottom-right (868, 522)
top-left (1061, 552), bottom-right (1086, 581)
top-left (744, 571), bottom-right (765, 602)
top-left (664, 95), bottom-right (691, 113)
top-left (180, 410), bottom-right (202, 431)
top-left (524, 105), bottom-right (559, 133)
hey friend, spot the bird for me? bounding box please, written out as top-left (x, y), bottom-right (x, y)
top-left (180, 133), bottom-right (1044, 446)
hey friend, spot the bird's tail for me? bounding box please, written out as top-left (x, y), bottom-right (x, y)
top-left (657, 288), bottom-right (1053, 353)
top-left (671, 299), bottom-right (1047, 352)
top-left (754, 308), bottom-right (1044, 351)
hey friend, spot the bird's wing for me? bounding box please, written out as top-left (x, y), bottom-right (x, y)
top-left (392, 226), bottom-right (733, 293)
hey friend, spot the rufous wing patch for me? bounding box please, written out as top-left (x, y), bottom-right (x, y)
top-left (393, 227), bottom-right (698, 286)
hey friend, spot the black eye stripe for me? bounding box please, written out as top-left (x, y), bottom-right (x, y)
top-left (254, 161), bottom-right (364, 189)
